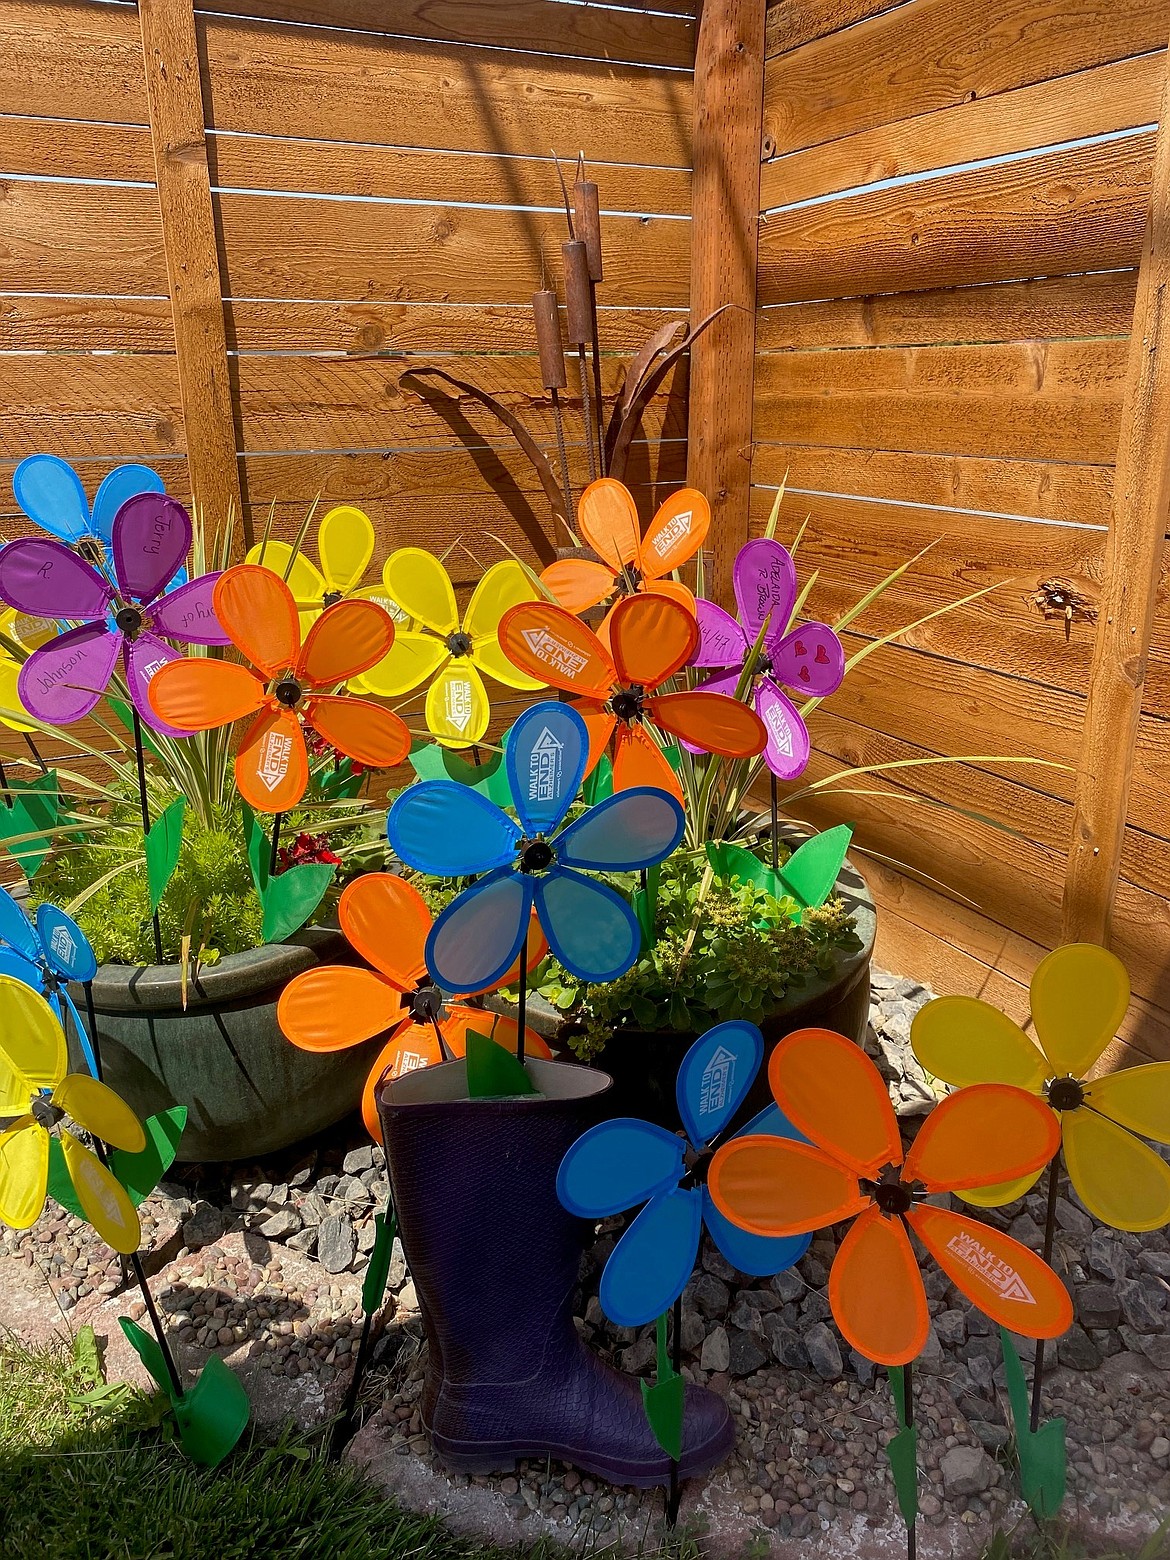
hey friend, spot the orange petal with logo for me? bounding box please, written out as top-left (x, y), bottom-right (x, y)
top-left (540, 558), bottom-right (617, 614)
top-left (637, 489), bottom-right (711, 579)
top-left (903, 1083), bottom-right (1059, 1193)
top-left (829, 1206), bottom-right (930, 1366)
top-left (147, 658), bottom-right (264, 732)
top-left (297, 599), bottom-right (395, 687)
top-left (709, 1134), bottom-right (869, 1236)
top-left (236, 705), bottom-right (308, 812)
top-left (614, 721), bottom-right (682, 801)
top-left (497, 603), bottom-right (615, 696)
top-left (908, 1203), bottom-right (1073, 1339)
top-left (340, 873), bottom-right (431, 991)
top-left (608, 594), bottom-right (697, 690)
top-left (308, 695), bottom-right (411, 768)
top-left (214, 565), bottom-right (301, 677)
top-left (441, 1005), bottom-right (552, 1060)
top-left (648, 690), bottom-right (767, 759)
top-left (770, 1027), bottom-right (902, 1177)
top-left (361, 1019), bottom-right (444, 1142)
top-left (576, 698), bottom-right (618, 777)
top-left (279, 965), bottom-right (404, 1051)
top-left (577, 478), bottom-right (640, 571)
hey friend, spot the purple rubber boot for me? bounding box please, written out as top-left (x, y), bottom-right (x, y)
top-left (377, 1056), bottom-right (736, 1488)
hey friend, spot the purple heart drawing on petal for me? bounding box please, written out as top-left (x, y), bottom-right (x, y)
top-left (0, 493), bottom-right (230, 735)
top-left (686, 538), bottom-right (845, 780)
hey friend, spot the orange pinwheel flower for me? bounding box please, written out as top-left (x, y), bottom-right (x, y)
top-left (148, 565), bottom-right (411, 812)
top-left (498, 594), bottom-right (767, 801)
top-left (541, 479), bottom-right (710, 633)
top-left (708, 1028), bottom-right (1072, 1366)
top-left (277, 874), bottom-right (549, 1143)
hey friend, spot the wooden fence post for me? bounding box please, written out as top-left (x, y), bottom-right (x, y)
top-left (1061, 46), bottom-right (1170, 945)
top-left (138, 0), bottom-right (246, 543)
top-left (687, 0), bottom-right (767, 606)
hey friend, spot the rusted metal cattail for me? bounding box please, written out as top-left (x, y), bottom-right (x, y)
top-left (574, 179), bottom-right (603, 282)
top-left (562, 240), bottom-right (593, 346)
top-left (532, 289), bottom-right (567, 391)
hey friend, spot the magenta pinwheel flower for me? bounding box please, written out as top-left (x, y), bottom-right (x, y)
top-left (0, 493), bottom-right (228, 736)
top-left (690, 538), bottom-right (844, 779)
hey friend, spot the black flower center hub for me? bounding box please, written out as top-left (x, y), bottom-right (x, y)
top-left (30, 1095), bottom-right (63, 1130)
top-left (115, 604), bottom-right (144, 638)
top-left (610, 686), bottom-right (645, 723)
top-left (679, 1143), bottom-right (712, 1191)
top-left (408, 982), bottom-right (444, 1024)
top-left (446, 631), bottom-right (474, 658)
top-left (322, 590), bottom-right (343, 609)
top-left (1046, 1075), bottom-right (1086, 1112)
top-left (275, 678), bottom-right (303, 708)
top-left (864, 1165), bottom-right (915, 1216)
top-left (518, 837), bottom-right (555, 874)
top-left (77, 538), bottom-right (106, 568)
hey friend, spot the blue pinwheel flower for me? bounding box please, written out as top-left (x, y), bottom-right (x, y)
top-left (387, 700), bottom-right (684, 990)
top-left (557, 1021), bottom-right (812, 1327)
top-left (0, 884), bottom-right (99, 1077)
top-left (14, 453), bottom-right (165, 559)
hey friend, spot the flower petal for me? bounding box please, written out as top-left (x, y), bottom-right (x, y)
top-left (540, 558), bottom-right (616, 614)
top-left (12, 454), bottom-right (91, 543)
top-left (613, 721), bottom-right (681, 801)
top-left (1030, 942), bottom-right (1130, 1080)
top-left (702, 1188), bottom-right (811, 1278)
top-left (317, 505), bottom-right (374, 593)
top-left (498, 602), bottom-right (615, 697)
top-left (360, 1019), bottom-right (442, 1142)
top-left (126, 634), bottom-right (190, 737)
top-left (0, 975), bottom-right (66, 1109)
top-left (609, 594), bottom-right (697, 690)
top-left (35, 903), bottom-right (96, 984)
top-left (463, 559), bottom-right (538, 638)
top-left (52, 1073), bottom-right (144, 1153)
top-left (0, 885), bottom-right (40, 964)
top-left (19, 622), bottom-right (120, 727)
top-left (441, 1005), bottom-right (552, 1058)
top-left (954, 1169), bottom-right (1046, 1210)
top-left (677, 1020), bottom-right (763, 1149)
top-left (649, 689), bottom-right (767, 759)
top-left (339, 873), bottom-right (431, 991)
top-left (235, 706), bottom-right (309, 812)
top-left (471, 631), bottom-right (547, 692)
top-left (278, 965), bottom-right (404, 1051)
top-left (0, 537), bottom-right (111, 619)
top-left (577, 699), bottom-right (617, 777)
top-left (0, 655), bottom-right (34, 734)
top-left (383, 548), bottom-right (458, 635)
top-left (534, 866), bottom-right (640, 984)
top-left (902, 1084), bottom-right (1058, 1192)
top-left (555, 787), bottom-right (685, 871)
top-left (360, 632), bottom-right (448, 698)
top-left (60, 1129), bottom-right (141, 1253)
top-left (733, 538), bottom-right (797, 641)
top-left (90, 464), bottom-right (165, 545)
top-left (307, 695), bottom-right (411, 768)
top-left (1063, 1107), bottom-right (1170, 1232)
top-left (829, 1206), bottom-right (930, 1366)
top-left (425, 660), bottom-right (490, 748)
top-left (708, 1134), bottom-right (868, 1236)
top-left (0, 1119), bottom-right (48, 1229)
top-left (599, 1189), bottom-right (703, 1328)
top-left (113, 494), bottom-right (190, 602)
top-left (557, 1118), bottom-right (686, 1218)
top-left (908, 1204), bottom-right (1072, 1339)
top-left (577, 478), bottom-right (640, 571)
top-left (911, 994), bottom-right (1047, 1090)
top-left (244, 540), bottom-right (326, 608)
top-left (637, 489), bottom-right (710, 579)
top-left (215, 565), bottom-right (301, 678)
top-left (297, 600), bottom-right (395, 687)
top-left (388, 782), bottom-right (520, 876)
top-left (691, 599), bottom-right (746, 669)
top-left (151, 574), bottom-right (230, 646)
top-left (425, 869), bottom-right (532, 993)
top-left (755, 678), bottom-right (810, 780)
top-left (772, 622), bottom-right (845, 698)
top-left (769, 1027), bottom-right (902, 1177)
top-left (1083, 1063), bottom-right (1170, 1145)
top-left (506, 700), bottom-right (590, 834)
top-left (147, 657), bottom-right (265, 732)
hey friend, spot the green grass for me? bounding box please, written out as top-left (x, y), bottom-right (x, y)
top-left (0, 1330), bottom-right (1164, 1560)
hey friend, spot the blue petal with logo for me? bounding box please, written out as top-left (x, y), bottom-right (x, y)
top-left (676, 1019), bottom-right (763, 1149)
top-left (506, 701), bottom-right (588, 836)
top-left (35, 902), bottom-right (97, 984)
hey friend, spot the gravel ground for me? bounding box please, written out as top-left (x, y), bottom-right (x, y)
top-left (2, 967), bottom-right (1168, 1557)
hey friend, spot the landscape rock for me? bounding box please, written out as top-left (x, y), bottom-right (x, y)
top-left (940, 1445), bottom-right (993, 1497)
top-left (318, 1215), bottom-right (355, 1274)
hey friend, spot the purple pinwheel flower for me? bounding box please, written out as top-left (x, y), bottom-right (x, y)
top-left (0, 493), bottom-right (229, 736)
top-left (689, 538), bottom-right (845, 780)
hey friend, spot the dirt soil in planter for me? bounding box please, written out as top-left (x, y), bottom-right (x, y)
top-left (1, 967), bottom-right (1167, 1558)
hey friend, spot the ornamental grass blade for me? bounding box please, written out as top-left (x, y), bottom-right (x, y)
top-left (1000, 1327), bottom-right (1067, 1519)
top-left (145, 797), bottom-right (185, 914)
top-left (465, 1030), bottom-right (536, 1098)
top-left (640, 1312), bottom-right (684, 1461)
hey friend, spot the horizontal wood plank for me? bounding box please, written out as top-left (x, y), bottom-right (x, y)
top-left (0, 0), bottom-right (146, 125)
top-left (764, 0), bottom-right (897, 58)
top-left (757, 132), bottom-right (1154, 305)
top-left (761, 50), bottom-right (1164, 209)
top-left (0, 294), bottom-right (174, 352)
top-left (762, 0), bottom-right (1170, 157)
top-left (0, 180), bottom-right (168, 294)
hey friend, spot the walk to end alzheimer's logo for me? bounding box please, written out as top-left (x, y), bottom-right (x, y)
top-left (698, 1045), bottom-right (737, 1124)
top-left (528, 725), bottom-right (563, 804)
top-left (649, 509), bottom-right (693, 559)
top-left (49, 923), bottom-right (77, 968)
top-left (443, 679), bottom-right (474, 733)
top-left (945, 1228), bottom-right (1036, 1305)
top-left (763, 700), bottom-right (794, 758)
top-left (520, 627), bottom-right (588, 681)
top-left (258, 729), bottom-right (295, 792)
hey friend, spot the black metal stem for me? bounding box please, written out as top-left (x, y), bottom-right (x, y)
top-left (516, 928), bottom-right (529, 1066)
top-left (23, 732), bottom-right (48, 773)
top-left (269, 813), bottom-right (283, 878)
top-left (470, 745), bottom-right (483, 768)
top-left (1030, 1153), bottom-right (1061, 1432)
top-left (429, 1012), bottom-right (453, 1064)
top-left (770, 774), bottom-right (779, 873)
top-left (131, 712), bottom-right (164, 964)
top-left (333, 1184), bottom-right (395, 1456)
top-left (905, 1358), bottom-right (916, 1560)
top-left (577, 347), bottom-right (598, 483)
top-left (666, 1292), bottom-right (683, 1526)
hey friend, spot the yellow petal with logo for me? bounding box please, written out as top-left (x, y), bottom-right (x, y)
top-left (0, 654), bottom-right (34, 733)
top-left (1063, 1107), bottom-right (1170, 1232)
top-left (1030, 943), bottom-right (1129, 1080)
top-left (60, 1130), bottom-right (141, 1254)
top-left (911, 995), bottom-right (1046, 1091)
top-left (425, 661), bottom-right (489, 749)
top-left (1083, 1063), bottom-right (1170, 1145)
top-left (52, 1073), bottom-right (145, 1154)
top-left (0, 976), bottom-right (66, 1111)
top-left (318, 506), bottom-right (375, 594)
top-left (955, 1167), bottom-right (1046, 1208)
top-left (244, 541), bottom-right (326, 612)
top-left (383, 549), bottom-right (458, 636)
top-left (348, 583), bottom-right (413, 626)
top-left (360, 632), bottom-right (448, 698)
top-left (0, 1119), bottom-right (48, 1229)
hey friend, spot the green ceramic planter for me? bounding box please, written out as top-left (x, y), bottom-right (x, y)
top-left (67, 926), bottom-right (381, 1163)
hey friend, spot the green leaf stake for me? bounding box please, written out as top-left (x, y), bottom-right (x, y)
top-left (465, 1030), bottom-right (536, 1099)
top-left (0, 767), bottom-right (60, 879)
top-left (641, 1311), bottom-right (683, 1462)
top-left (887, 1363), bottom-right (920, 1546)
top-left (144, 796), bottom-right (185, 914)
top-left (581, 752), bottom-right (614, 806)
top-left (632, 863), bottom-right (660, 953)
top-left (241, 803), bottom-right (335, 942)
top-left (121, 1317), bottom-right (250, 1468)
top-left (1001, 1328), bottom-right (1067, 1519)
top-left (408, 738), bottom-right (513, 806)
top-left (706, 824), bottom-right (852, 925)
top-left (47, 1107), bottom-right (188, 1218)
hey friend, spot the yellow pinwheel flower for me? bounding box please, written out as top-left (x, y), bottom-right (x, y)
top-left (359, 549), bottom-right (547, 748)
top-left (246, 506), bottom-right (412, 636)
top-left (912, 944), bottom-right (1170, 1232)
top-left (0, 975), bottom-right (145, 1253)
